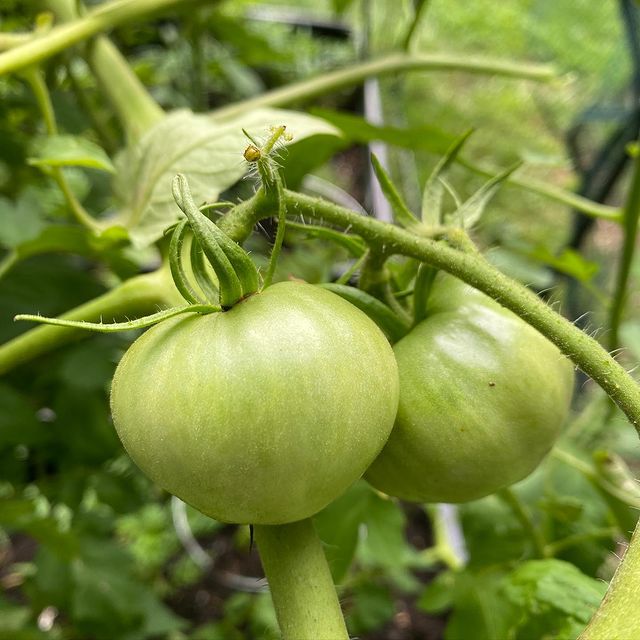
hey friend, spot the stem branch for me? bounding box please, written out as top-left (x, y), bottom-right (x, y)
top-left (212, 52), bottom-right (554, 121)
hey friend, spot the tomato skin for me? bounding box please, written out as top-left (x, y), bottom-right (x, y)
top-left (365, 275), bottom-right (574, 503)
top-left (110, 281), bottom-right (399, 525)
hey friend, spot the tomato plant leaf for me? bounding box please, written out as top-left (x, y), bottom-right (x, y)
top-left (28, 135), bottom-right (115, 173)
top-left (310, 107), bottom-right (454, 154)
top-left (114, 108), bottom-right (340, 248)
top-left (0, 193), bottom-right (46, 248)
top-left (421, 129), bottom-right (474, 225)
top-left (447, 162), bottom-right (520, 229)
top-left (502, 559), bottom-right (607, 639)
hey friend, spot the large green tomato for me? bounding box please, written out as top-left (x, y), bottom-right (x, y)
top-left (365, 274), bottom-right (574, 503)
top-left (110, 281), bottom-right (399, 525)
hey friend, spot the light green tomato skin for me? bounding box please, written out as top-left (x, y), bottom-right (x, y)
top-left (110, 281), bottom-right (399, 525)
top-left (365, 275), bottom-right (574, 503)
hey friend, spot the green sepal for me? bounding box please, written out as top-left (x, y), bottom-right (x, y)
top-left (447, 162), bottom-right (521, 229)
top-left (169, 219), bottom-right (205, 305)
top-left (190, 237), bottom-right (220, 303)
top-left (172, 174), bottom-right (259, 308)
top-left (412, 264), bottom-right (438, 326)
top-left (320, 283), bottom-right (410, 343)
top-left (15, 304), bottom-right (221, 333)
top-left (422, 128), bottom-right (474, 225)
top-left (370, 153), bottom-right (418, 228)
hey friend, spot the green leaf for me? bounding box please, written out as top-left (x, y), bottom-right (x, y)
top-left (28, 135), bottom-right (115, 172)
top-left (332, 0), bottom-right (357, 13)
top-left (311, 108), bottom-right (453, 154)
top-left (447, 162), bottom-right (520, 229)
top-left (115, 108), bottom-right (340, 248)
top-left (444, 568), bottom-right (517, 640)
top-left (0, 597), bottom-right (48, 640)
top-left (0, 193), bottom-right (45, 248)
top-left (418, 570), bottom-right (456, 614)
top-left (314, 482), bottom-right (371, 583)
top-left (526, 246), bottom-right (600, 283)
top-left (0, 383), bottom-right (43, 447)
top-left (485, 247), bottom-right (554, 289)
top-left (503, 559), bottom-right (607, 640)
top-left (422, 129), bottom-right (474, 225)
top-left (69, 538), bottom-right (185, 640)
top-left (346, 583), bottom-right (396, 635)
top-left (314, 481), bottom-right (418, 584)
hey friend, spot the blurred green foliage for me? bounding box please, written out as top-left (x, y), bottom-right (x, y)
top-left (0, 1), bottom-right (639, 639)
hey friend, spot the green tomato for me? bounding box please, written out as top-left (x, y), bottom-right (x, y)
top-left (110, 281), bottom-right (399, 525)
top-left (365, 274), bottom-right (574, 503)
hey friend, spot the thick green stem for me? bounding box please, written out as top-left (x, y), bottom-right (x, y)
top-left (579, 520), bottom-right (640, 639)
top-left (87, 36), bottom-right (164, 141)
top-left (211, 52), bottom-right (554, 121)
top-left (44, 0), bottom-right (165, 141)
top-left (608, 152), bottom-right (640, 351)
top-left (254, 519), bottom-right (349, 640)
top-left (0, 267), bottom-right (180, 374)
top-left (0, 0), bottom-right (201, 76)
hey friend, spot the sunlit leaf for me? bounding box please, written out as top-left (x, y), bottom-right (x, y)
top-left (114, 108), bottom-right (340, 248)
top-left (28, 135), bottom-right (115, 173)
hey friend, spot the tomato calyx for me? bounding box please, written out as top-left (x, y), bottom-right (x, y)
top-left (171, 173), bottom-right (260, 310)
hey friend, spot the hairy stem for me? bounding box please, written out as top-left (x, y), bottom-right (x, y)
top-left (222, 189), bottom-right (640, 434)
top-left (579, 521), bottom-right (640, 639)
top-left (0, 267), bottom-right (181, 374)
top-left (254, 519), bottom-right (349, 640)
top-left (211, 52), bottom-right (554, 121)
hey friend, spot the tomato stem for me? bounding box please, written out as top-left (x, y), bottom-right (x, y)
top-left (579, 521), bottom-right (640, 639)
top-left (254, 519), bottom-right (349, 640)
top-left (262, 175), bottom-right (287, 289)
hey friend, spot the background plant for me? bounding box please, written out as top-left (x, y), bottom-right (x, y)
top-left (0, 1), bottom-right (639, 639)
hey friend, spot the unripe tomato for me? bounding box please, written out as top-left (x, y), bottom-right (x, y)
top-left (365, 274), bottom-right (574, 503)
top-left (110, 281), bottom-right (399, 525)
